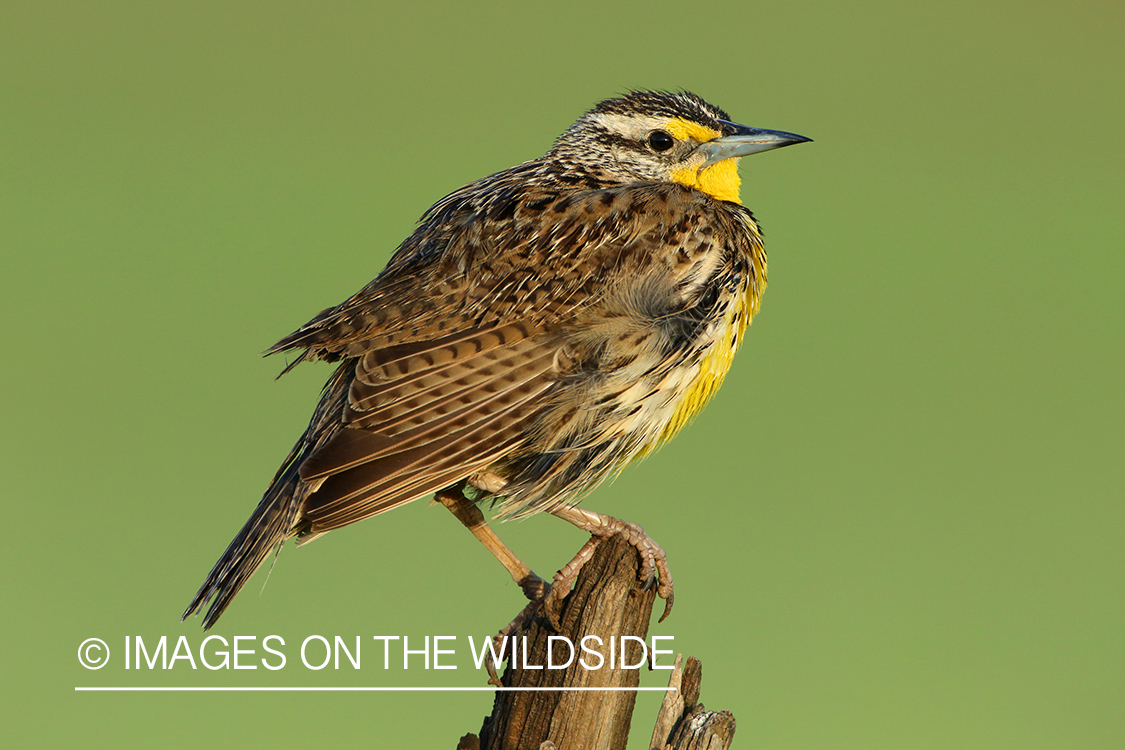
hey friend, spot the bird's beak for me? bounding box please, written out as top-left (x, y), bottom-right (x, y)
top-left (694, 120), bottom-right (812, 168)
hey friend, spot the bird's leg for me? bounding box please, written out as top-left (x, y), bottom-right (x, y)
top-left (548, 505), bottom-right (675, 622)
top-left (434, 487), bottom-right (548, 602)
top-left (435, 486), bottom-right (551, 685)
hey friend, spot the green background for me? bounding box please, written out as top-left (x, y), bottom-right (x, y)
top-left (3, 1), bottom-right (1121, 747)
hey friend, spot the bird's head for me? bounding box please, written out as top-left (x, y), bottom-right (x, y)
top-left (550, 90), bottom-right (810, 204)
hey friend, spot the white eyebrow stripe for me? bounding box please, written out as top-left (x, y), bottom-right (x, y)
top-left (585, 113), bottom-right (674, 139)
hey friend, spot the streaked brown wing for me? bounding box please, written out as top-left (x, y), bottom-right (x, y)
top-left (264, 184), bottom-right (672, 365)
top-left (295, 321), bottom-right (557, 536)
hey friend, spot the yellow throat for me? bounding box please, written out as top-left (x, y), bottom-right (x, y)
top-left (665, 118), bottom-right (742, 204)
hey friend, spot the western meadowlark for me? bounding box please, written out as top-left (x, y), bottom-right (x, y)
top-left (183, 90), bottom-right (810, 629)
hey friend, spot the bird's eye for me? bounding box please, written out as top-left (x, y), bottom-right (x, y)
top-left (647, 130), bottom-right (675, 152)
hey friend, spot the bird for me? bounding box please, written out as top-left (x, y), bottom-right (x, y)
top-left (183, 90), bottom-right (810, 630)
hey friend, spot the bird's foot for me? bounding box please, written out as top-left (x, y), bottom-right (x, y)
top-left (484, 595), bottom-right (549, 686)
top-left (517, 570), bottom-right (549, 601)
top-left (547, 506), bottom-right (674, 623)
top-left (481, 513), bottom-right (673, 684)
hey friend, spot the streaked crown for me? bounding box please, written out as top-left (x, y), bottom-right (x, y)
top-left (550, 90), bottom-right (734, 184)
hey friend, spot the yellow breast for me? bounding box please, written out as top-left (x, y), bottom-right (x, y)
top-left (653, 281), bottom-right (760, 449)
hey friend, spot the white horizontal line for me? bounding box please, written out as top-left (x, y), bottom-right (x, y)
top-left (75, 686), bottom-right (675, 692)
